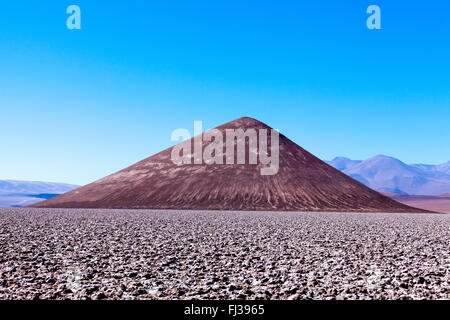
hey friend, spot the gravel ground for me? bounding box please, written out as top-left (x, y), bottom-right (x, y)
top-left (0, 208), bottom-right (449, 300)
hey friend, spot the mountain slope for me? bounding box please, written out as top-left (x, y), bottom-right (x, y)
top-left (437, 161), bottom-right (450, 175)
top-left (327, 157), bottom-right (361, 171)
top-left (32, 117), bottom-right (427, 212)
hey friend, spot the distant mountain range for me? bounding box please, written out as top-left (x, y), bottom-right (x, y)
top-left (0, 180), bottom-right (79, 208)
top-left (327, 155), bottom-right (450, 196)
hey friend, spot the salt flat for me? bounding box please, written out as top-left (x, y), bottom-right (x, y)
top-left (0, 208), bottom-right (449, 300)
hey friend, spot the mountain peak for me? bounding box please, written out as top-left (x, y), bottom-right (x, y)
top-left (365, 155), bottom-right (406, 166)
top-left (331, 156), bottom-right (351, 161)
top-left (372, 154), bottom-right (396, 160)
top-left (219, 117), bottom-right (272, 130)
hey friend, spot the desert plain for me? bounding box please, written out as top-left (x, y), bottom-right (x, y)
top-left (0, 208), bottom-right (449, 300)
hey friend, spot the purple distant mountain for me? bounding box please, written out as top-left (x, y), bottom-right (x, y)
top-left (327, 155), bottom-right (450, 196)
top-left (325, 157), bottom-right (362, 171)
top-left (0, 180), bottom-right (79, 207)
top-left (437, 162), bottom-right (450, 175)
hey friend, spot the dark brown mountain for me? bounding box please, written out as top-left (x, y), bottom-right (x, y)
top-left (32, 117), bottom-right (430, 212)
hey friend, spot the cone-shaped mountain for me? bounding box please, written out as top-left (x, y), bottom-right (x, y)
top-left (32, 117), bottom-right (430, 212)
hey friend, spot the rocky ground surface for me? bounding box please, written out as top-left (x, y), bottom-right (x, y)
top-left (0, 208), bottom-right (449, 300)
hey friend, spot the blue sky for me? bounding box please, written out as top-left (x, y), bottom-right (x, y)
top-left (1, 1), bottom-right (449, 185)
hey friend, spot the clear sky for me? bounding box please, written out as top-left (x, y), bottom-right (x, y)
top-left (1, 1), bottom-right (449, 185)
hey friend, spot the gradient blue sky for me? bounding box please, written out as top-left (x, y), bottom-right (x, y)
top-left (1, 1), bottom-right (449, 185)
